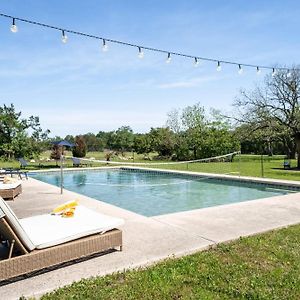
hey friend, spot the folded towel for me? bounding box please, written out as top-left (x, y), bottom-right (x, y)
top-left (52, 200), bottom-right (79, 215)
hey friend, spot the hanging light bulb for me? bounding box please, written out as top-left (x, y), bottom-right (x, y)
top-left (10, 18), bottom-right (18, 33)
top-left (216, 61), bottom-right (221, 71)
top-left (272, 68), bottom-right (277, 77)
top-left (102, 39), bottom-right (108, 52)
top-left (61, 30), bottom-right (68, 43)
top-left (138, 47), bottom-right (144, 59)
top-left (194, 57), bottom-right (199, 67)
top-left (238, 64), bottom-right (243, 75)
top-left (166, 52), bottom-right (171, 63)
top-left (256, 66), bottom-right (261, 75)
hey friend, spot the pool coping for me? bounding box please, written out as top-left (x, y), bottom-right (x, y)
top-left (29, 165), bottom-right (300, 190)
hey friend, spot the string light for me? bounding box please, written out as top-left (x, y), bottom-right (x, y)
top-left (102, 39), bottom-right (108, 52)
top-left (166, 52), bottom-right (171, 63)
top-left (61, 30), bottom-right (68, 43)
top-left (238, 64), bottom-right (243, 75)
top-left (138, 47), bottom-right (144, 59)
top-left (0, 12), bottom-right (296, 75)
top-left (256, 66), bottom-right (261, 75)
top-left (194, 57), bottom-right (199, 67)
top-left (10, 18), bottom-right (18, 33)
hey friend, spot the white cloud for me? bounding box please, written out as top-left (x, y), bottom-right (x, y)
top-left (158, 75), bottom-right (221, 89)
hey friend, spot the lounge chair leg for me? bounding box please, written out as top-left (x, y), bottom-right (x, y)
top-left (8, 239), bottom-right (15, 259)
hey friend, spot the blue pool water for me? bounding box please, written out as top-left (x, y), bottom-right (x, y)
top-left (31, 169), bottom-right (297, 217)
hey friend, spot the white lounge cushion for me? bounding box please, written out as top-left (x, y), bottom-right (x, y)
top-left (0, 197), bottom-right (35, 251)
top-left (0, 181), bottom-right (22, 190)
top-left (19, 206), bottom-right (124, 249)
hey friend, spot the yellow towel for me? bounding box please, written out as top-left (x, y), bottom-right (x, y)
top-left (52, 200), bottom-right (79, 214)
top-left (61, 207), bottom-right (76, 218)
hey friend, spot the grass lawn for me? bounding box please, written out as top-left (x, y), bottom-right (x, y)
top-left (41, 224), bottom-right (300, 300)
top-left (155, 156), bottom-right (300, 181)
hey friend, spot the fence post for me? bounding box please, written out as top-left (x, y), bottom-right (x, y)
top-left (260, 154), bottom-right (264, 178)
top-left (60, 155), bottom-right (64, 194)
top-left (238, 152), bottom-right (241, 177)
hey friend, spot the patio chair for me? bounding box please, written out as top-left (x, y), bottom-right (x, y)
top-left (0, 181), bottom-right (22, 200)
top-left (0, 197), bottom-right (123, 281)
top-left (18, 158), bottom-right (28, 168)
top-left (18, 158), bottom-right (44, 169)
top-left (72, 157), bottom-right (89, 167)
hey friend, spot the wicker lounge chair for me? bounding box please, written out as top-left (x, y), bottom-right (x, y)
top-left (0, 181), bottom-right (22, 200)
top-left (0, 198), bottom-right (123, 281)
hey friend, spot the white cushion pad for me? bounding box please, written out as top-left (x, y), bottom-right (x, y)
top-left (0, 181), bottom-right (22, 189)
top-left (19, 206), bottom-right (124, 249)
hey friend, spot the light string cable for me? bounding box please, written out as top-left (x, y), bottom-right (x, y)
top-left (0, 12), bottom-right (297, 73)
top-left (66, 151), bottom-right (240, 166)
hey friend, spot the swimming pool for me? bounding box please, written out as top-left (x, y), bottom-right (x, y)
top-left (31, 168), bottom-right (298, 217)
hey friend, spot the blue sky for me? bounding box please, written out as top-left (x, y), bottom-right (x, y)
top-left (1, 1), bottom-right (300, 136)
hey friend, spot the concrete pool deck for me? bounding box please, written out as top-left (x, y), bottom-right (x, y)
top-left (1, 174), bottom-right (300, 299)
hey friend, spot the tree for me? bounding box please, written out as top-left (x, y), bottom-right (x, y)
top-left (0, 104), bottom-right (49, 159)
top-left (82, 133), bottom-right (103, 152)
top-left (149, 127), bottom-right (175, 157)
top-left (133, 133), bottom-right (152, 155)
top-left (234, 69), bottom-right (300, 167)
top-left (182, 103), bottom-right (207, 159)
top-left (72, 136), bottom-right (87, 158)
top-left (166, 104), bottom-right (239, 160)
top-left (110, 126), bottom-right (134, 154)
top-left (96, 131), bottom-right (112, 150)
top-left (166, 109), bottom-right (182, 134)
top-left (200, 109), bottom-right (239, 157)
top-left (50, 144), bottom-right (63, 164)
top-left (64, 135), bottom-right (75, 144)
top-left (167, 103), bottom-right (207, 159)
top-left (166, 109), bottom-right (191, 160)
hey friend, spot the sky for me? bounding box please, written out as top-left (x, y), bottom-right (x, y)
top-left (1, 0), bottom-right (300, 137)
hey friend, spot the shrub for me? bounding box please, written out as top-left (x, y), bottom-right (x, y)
top-left (72, 136), bottom-right (87, 158)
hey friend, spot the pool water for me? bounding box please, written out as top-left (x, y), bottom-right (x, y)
top-left (31, 169), bottom-right (296, 217)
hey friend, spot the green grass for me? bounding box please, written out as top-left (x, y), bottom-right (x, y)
top-left (155, 157), bottom-right (300, 181)
top-left (41, 224), bottom-right (300, 300)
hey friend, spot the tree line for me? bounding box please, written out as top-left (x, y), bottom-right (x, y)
top-left (1, 68), bottom-right (300, 165)
top-left (57, 105), bottom-right (239, 161)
